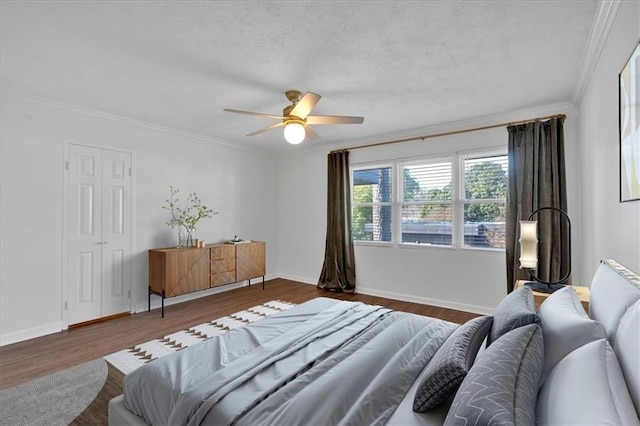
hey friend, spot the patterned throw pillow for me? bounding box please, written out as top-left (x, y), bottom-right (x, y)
top-left (444, 324), bottom-right (544, 426)
top-left (413, 315), bottom-right (493, 412)
top-left (488, 286), bottom-right (540, 346)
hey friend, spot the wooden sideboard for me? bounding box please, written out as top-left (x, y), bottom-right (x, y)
top-left (149, 241), bottom-right (266, 316)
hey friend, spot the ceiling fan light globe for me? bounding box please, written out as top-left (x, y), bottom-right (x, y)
top-left (284, 122), bottom-right (305, 144)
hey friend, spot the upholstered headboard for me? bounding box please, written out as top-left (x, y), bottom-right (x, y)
top-left (590, 259), bottom-right (640, 340)
top-left (589, 259), bottom-right (640, 415)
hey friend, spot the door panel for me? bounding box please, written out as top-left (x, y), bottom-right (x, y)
top-left (79, 184), bottom-right (95, 234)
top-left (111, 187), bottom-right (124, 234)
top-left (109, 249), bottom-right (125, 298)
top-left (77, 251), bottom-right (95, 303)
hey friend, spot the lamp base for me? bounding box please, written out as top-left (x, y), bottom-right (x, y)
top-left (523, 281), bottom-right (565, 294)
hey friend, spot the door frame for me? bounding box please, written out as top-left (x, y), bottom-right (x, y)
top-left (62, 141), bottom-right (136, 329)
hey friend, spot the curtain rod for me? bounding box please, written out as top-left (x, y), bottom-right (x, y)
top-left (332, 113), bottom-right (566, 154)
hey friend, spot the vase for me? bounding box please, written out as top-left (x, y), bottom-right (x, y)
top-left (179, 228), bottom-right (196, 248)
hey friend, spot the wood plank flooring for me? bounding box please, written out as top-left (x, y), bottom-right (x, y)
top-left (0, 279), bottom-right (478, 389)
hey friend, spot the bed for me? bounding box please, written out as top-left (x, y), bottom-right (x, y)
top-left (109, 259), bottom-right (640, 425)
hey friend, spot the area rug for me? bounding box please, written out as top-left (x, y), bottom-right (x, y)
top-left (104, 300), bottom-right (296, 374)
top-left (1, 300), bottom-right (296, 425)
top-left (0, 358), bottom-right (107, 426)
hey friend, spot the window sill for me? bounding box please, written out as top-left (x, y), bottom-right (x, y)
top-left (353, 241), bottom-right (505, 253)
top-left (460, 245), bottom-right (505, 254)
top-left (397, 242), bottom-right (456, 251)
top-left (353, 241), bottom-right (393, 248)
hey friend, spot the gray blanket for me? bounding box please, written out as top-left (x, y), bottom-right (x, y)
top-left (123, 298), bottom-right (456, 425)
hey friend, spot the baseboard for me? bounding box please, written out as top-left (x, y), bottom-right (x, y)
top-left (275, 273), bottom-right (494, 315)
top-left (356, 286), bottom-right (494, 316)
top-left (0, 322), bottom-right (63, 347)
top-left (276, 273), bottom-right (317, 286)
top-left (136, 274), bottom-right (279, 313)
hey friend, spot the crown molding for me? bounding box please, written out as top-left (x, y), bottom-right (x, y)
top-left (571, 0), bottom-right (622, 107)
top-left (1, 90), bottom-right (277, 157)
top-left (2, 89), bottom-right (575, 161)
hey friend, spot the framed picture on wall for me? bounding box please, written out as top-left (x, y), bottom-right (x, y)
top-left (619, 40), bottom-right (640, 202)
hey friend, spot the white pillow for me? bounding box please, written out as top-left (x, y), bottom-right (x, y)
top-left (614, 299), bottom-right (640, 415)
top-left (537, 339), bottom-right (640, 426)
top-left (538, 286), bottom-right (606, 382)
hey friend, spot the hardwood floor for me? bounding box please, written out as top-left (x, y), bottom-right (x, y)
top-left (0, 279), bottom-right (478, 390)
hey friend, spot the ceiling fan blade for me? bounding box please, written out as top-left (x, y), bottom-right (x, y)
top-left (223, 109), bottom-right (284, 120)
top-left (290, 92), bottom-right (321, 119)
top-left (306, 115), bottom-right (364, 125)
top-left (246, 121), bottom-right (285, 136)
top-left (303, 124), bottom-right (320, 139)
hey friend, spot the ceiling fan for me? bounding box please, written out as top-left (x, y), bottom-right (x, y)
top-left (223, 90), bottom-right (364, 145)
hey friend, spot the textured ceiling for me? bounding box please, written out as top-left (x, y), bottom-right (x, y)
top-left (1, 1), bottom-right (599, 154)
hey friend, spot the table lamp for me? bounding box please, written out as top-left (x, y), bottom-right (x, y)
top-left (519, 207), bottom-right (571, 293)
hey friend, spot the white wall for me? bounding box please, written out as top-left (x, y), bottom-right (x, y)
top-left (276, 153), bottom-right (328, 283)
top-left (6, 2), bottom-right (636, 343)
top-left (577, 0), bottom-right (640, 283)
top-left (278, 104), bottom-right (581, 314)
top-left (0, 94), bottom-right (279, 345)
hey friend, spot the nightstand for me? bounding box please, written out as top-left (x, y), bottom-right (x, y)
top-left (515, 280), bottom-right (590, 313)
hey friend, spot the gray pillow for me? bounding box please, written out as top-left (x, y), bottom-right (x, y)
top-left (444, 323), bottom-right (544, 426)
top-left (413, 315), bottom-right (493, 412)
top-left (488, 286), bottom-right (540, 346)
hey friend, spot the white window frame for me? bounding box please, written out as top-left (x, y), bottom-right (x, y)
top-left (351, 162), bottom-right (394, 246)
top-left (459, 148), bottom-right (508, 251)
top-left (397, 155), bottom-right (457, 248)
top-left (350, 147), bottom-right (507, 251)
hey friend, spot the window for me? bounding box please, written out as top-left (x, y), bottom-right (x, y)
top-left (352, 166), bottom-right (393, 242)
top-left (351, 150), bottom-right (507, 249)
top-left (401, 160), bottom-right (453, 245)
top-left (462, 154), bottom-right (508, 249)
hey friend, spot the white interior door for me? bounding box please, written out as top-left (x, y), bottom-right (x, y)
top-left (68, 145), bottom-right (132, 324)
top-left (101, 149), bottom-right (132, 317)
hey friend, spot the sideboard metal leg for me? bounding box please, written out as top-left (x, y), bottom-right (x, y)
top-left (161, 290), bottom-right (165, 318)
top-left (148, 286), bottom-right (151, 312)
top-left (262, 276), bottom-right (265, 290)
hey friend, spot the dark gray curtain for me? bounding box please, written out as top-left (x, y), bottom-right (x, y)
top-left (318, 150), bottom-right (356, 293)
top-left (505, 117), bottom-right (570, 292)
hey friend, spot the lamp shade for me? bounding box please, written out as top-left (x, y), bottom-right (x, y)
top-left (284, 122), bottom-right (305, 144)
top-left (519, 220), bottom-right (538, 269)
